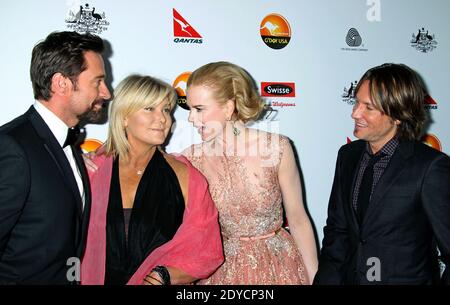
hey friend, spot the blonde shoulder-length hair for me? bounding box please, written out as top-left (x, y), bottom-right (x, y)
top-left (103, 74), bottom-right (177, 159)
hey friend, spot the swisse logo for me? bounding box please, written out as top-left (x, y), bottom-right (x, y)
top-left (260, 14), bottom-right (291, 49)
top-left (421, 134), bottom-right (442, 152)
top-left (261, 82), bottom-right (295, 97)
top-left (172, 72), bottom-right (191, 110)
top-left (173, 9), bottom-right (203, 44)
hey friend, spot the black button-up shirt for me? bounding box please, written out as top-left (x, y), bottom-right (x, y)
top-left (352, 137), bottom-right (399, 212)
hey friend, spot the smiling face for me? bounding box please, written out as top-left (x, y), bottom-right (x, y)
top-left (186, 84), bottom-right (231, 141)
top-left (124, 99), bottom-right (172, 149)
top-left (351, 80), bottom-right (399, 153)
top-left (68, 51), bottom-right (111, 125)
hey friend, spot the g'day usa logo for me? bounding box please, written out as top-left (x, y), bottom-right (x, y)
top-left (173, 9), bottom-right (203, 44)
top-left (260, 14), bottom-right (291, 49)
top-left (172, 72), bottom-right (191, 109)
top-left (421, 134), bottom-right (442, 152)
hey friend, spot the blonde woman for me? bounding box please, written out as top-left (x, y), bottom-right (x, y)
top-left (81, 74), bottom-right (223, 285)
top-left (183, 62), bottom-right (318, 284)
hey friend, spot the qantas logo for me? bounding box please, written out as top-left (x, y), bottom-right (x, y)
top-left (173, 9), bottom-right (203, 44)
top-left (261, 82), bottom-right (295, 97)
top-left (424, 95), bottom-right (438, 110)
top-left (425, 96), bottom-right (437, 104)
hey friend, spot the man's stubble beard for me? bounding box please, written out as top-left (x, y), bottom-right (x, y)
top-left (78, 100), bottom-right (108, 124)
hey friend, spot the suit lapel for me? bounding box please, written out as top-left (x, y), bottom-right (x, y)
top-left (72, 144), bottom-right (92, 256)
top-left (363, 141), bottom-right (414, 223)
top-left (28, 107), bottom-right (83, 214)
top-left (72, 145), bottom-right (91, 212)
top-left (343, 141), bottom-right (366, 233)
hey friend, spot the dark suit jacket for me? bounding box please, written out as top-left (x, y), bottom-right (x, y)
top-left (0, 106), bottom-right (91, 284)
top-left (314, 139), bottom-right (450, 285)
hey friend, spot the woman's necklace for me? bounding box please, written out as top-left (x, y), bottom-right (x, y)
top-left (130, 149), bottom-right (155, 175)
top-left (134, 159), bottom-right (149, 175)
top-left (136, 167), bottom-right (145, 175)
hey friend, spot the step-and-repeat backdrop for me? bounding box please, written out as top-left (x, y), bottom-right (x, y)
top-left (1, 0), bottom-right (449, 242)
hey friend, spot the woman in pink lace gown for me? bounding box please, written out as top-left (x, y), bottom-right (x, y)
top-left (182, 62), bottom-right (318, 284)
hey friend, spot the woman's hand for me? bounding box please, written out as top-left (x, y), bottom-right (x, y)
top-left (82, 151), bottom-right (98, 172)
top-left (143, 272), bottom-right (164, 285)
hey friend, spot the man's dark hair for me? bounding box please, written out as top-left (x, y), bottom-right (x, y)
top-left (30, 31), bottom-right (104, 100)
top-left (355, 63), bottom-right (428, 141)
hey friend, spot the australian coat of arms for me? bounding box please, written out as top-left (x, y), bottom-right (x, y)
top-left (410, 27), bottom-right (437, 53)
top-left (66, 3), bottom-right (109, 34)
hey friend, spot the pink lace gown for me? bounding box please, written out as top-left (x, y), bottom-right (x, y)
top-left (184, 132), bottom-right (308, 285)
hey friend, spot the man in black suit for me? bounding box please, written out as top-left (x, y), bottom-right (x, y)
top-left (0, 31), bottom-right (111, 284)
top-left (314, 63), bottom-right (449, 285)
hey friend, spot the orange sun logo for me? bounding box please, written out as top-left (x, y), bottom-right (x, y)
top-left (260, 14), bottom-right (291, 37)
top-left (173, 72), bottom-right (192, 110)
top-left (421, 134), bottom-right (442, 152)
top-left (260, 14), bottom-right (292, 49)
top-left (81, 138), bottom-right (103, 153)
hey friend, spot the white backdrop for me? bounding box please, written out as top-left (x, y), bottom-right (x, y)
top-left (1, 0), bottom-right (449, 243)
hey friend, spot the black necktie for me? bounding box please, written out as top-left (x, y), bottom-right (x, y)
top-left (63, 126), bottom-right (81, 148)
top-left (357, 153), bottom-right (383, 224)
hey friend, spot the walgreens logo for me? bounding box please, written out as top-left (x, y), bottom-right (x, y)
top-left (261, 82), bottom-right (295, 97)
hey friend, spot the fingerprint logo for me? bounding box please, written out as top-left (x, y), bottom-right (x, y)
top-left (421, 134), bottom-right (442, 152)
top-left (81, 138), bottom-right (103, 153)
top-left (172, 72), bottom-right (191, 110)
top-left (260, 14), bottom-right (291, 49)
top-left (346, 28), bottom-right (362, 47)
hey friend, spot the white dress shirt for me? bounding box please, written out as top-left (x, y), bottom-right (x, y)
top-left (34, 101), bottom-right (85, 210)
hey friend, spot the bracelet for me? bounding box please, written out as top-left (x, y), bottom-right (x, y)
top-left (143, 277), bottom-right (155, 285)
top-left (151, 265), bottom-right (171, 285)
top-left (144, 275), bottom-right (163, 285)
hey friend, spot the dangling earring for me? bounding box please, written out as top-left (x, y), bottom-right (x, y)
top-left (232, 120), bottom-right (241, 136)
